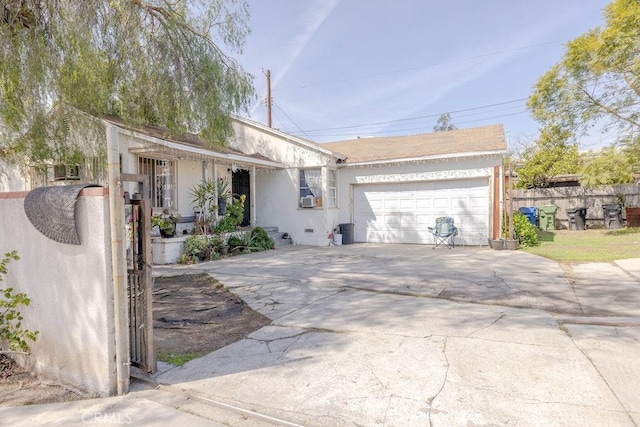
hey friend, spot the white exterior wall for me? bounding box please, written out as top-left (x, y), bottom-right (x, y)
top-left (0, 189), bottom-right (117, 396)
top-left (232, 121), bottom-right (339, 246)
top-left (176, 159), bottom-right (201, 217)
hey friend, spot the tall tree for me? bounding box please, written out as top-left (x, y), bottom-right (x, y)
top-left (0, 0), bottom-right (254, 164)
top-left (433, 113), bottom-right (457, 132)
top-left (527, 0), bottom-right (640, 139)
top-left (527, 0), bottom-right (640, 133)
top-left (580, 146), bottom-right (635, 187)
top-left (515, 125), bottom-right (582, 189)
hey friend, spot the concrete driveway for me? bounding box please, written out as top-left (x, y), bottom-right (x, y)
top-left (147, 244), bottom-right (640, 426)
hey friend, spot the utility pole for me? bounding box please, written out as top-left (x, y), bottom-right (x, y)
top-left (264, 69), bottom-right (272, 128)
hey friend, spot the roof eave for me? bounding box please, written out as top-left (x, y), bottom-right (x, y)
top-left (338, 149), bottom-right (506, 167)
top-left (231, 116), bottom-right (347, 161)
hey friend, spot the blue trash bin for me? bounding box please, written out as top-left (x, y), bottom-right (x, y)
top-left (518, 207), bottom-right (538, 227)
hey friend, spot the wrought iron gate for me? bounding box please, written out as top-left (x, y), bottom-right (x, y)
top-left (125, 195), bottom-right (156, 373)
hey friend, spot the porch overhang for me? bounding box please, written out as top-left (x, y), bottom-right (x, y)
top-left (107, 123), bottom-right (284, 169)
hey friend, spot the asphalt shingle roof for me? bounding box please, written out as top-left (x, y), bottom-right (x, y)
top-left (321, 124), bottom-right (506, 164)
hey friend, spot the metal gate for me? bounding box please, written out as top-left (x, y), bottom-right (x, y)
top-left (124, 191), bottom-right (156, 373)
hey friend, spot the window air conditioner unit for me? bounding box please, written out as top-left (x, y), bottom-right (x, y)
top-left (53, 165), bottom-right (80, 181)
top-left (301, 196), bottom-right (316, 208)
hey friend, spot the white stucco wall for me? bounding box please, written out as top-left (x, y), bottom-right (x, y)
top-left (176, 159), bottom-right (202, 217)
top-left (0, 189), bottom-right (117, 396)
top-left (231, 121), bottom-right (340, 246)
top-left (254, 168), bottom-right (337, 245)
top-left (230, 120), bottom-right (334, 168)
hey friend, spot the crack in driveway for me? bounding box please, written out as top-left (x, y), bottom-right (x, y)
top-left (428, 336), bottom-right (449, 427)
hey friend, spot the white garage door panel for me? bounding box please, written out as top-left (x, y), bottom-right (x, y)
top-left (353, 179), bottom-right (489, 245)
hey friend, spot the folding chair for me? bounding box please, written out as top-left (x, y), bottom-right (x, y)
top-left (428, 217), bottom-right (458, 249)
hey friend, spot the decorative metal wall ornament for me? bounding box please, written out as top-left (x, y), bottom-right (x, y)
top-left (24, 184), bottom-right (103, 245)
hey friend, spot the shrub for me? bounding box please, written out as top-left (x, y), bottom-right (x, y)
top-left (513, 211), bottom-right (539, 247)
top-left (227, 234), bottom-right (244, 250)
top-left (251, 227), bottom-right (275, 251)
top-left (1, 251), bottom-right (39, 352)
top-left (181, 235), bottom-right (223, 263)
top-left (214, 195), bottom-right (246, 233)
top-left (183, 235), bottom-right (209, 261)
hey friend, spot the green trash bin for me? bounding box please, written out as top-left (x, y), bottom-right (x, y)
top-left (538, 205), bottom-right (558, 231)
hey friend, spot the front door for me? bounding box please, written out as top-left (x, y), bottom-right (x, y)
top-left (232, 169), bottom-right (251, 226)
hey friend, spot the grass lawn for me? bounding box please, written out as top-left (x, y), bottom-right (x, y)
top-left (521, 227), bottom-right (640, 262)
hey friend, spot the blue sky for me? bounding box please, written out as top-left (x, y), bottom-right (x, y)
top-left (236, 0), bottom-right (613, 150)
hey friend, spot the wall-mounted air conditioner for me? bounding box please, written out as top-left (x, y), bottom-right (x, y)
top-left (301, 196), bottom-right (316, 208)
top-left (53, 165), bottom-right (80, 181)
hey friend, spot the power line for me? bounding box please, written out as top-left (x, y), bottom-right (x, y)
top-left (270, 108), bottom-right (290, 134)
top-left (292, 110), bottom-right (530, 139)
top-left (273, 102), bottom-right (315, 141)
top-left (294, 98), bottom-right (528, 135)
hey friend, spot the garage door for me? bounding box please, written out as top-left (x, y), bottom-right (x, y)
top-left (353, 179), bottom-right (489, 245)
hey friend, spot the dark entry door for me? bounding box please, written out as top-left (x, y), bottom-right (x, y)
top-left (232, 170), bottom-right (251, 226)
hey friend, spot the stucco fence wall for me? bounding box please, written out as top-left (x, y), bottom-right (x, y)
top-left (0, 188), bottom-right (117, 396)
top-left (511, 183), bottom-right (640, 229)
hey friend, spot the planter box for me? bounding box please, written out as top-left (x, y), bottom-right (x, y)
top-left (152, 235), bottom-right (189, 265)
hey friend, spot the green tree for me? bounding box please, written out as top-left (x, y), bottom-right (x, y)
top-left (580, 146), bottom-right (635, 187)
top-left (527, 0), bottom-right (640, 138)
top-left (515, 125), bottom-right (582, 189)
top-left (433, 113), bottom-right (457, 132)
top-left (0, 0), bottom-right (254, 165)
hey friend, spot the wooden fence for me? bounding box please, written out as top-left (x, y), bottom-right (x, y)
top-left (510, 183), bottom-right (640, 229)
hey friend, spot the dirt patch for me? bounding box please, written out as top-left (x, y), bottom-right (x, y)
top-left (153, 273), bottom-right (270, 364)
top-left (0, 355), bottom-right (85, 407)
top-left (0, 273), bottom-right (269, 406)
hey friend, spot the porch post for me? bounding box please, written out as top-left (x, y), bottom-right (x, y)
top-left (212, 161), bottom-right (219, 221)
top-left (492, 165), bottom-right (501, 240)
top-left (250, 166), bottom-right (256, 226)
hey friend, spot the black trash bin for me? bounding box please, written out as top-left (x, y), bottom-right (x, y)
top-left (566, 207), bottom-right (586, 230)
top-left (339, 223), bottom-right (355, 245)
top-left (602, 203), bottom-right (623, 229)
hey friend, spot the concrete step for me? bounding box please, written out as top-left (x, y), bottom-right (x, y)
top-left (261, 226), bottom-right (279, 233)
top-left (262, 226), bottom-right (292, 246)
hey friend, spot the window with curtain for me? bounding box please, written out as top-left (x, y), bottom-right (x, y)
top-left (299, 169), bottom-right (322, 205)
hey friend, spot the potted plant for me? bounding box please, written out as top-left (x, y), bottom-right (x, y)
top-left (152, 209), bottom-right (181, 238)
top-left (189, 179), bottom-right (216, 234)
top-left (216, 177), bottom-right (232, 215)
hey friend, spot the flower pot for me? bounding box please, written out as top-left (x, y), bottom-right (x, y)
top-left (218, 197), bottom-right (227, 215)
top-left (219, 245), bottom-right (229, 255)
top-left (160, 228), bottom-right (176, 238)
top-left (488, 238), bottom-right (504, 250)
top-left (504, 239), bottom-right (519, 250)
